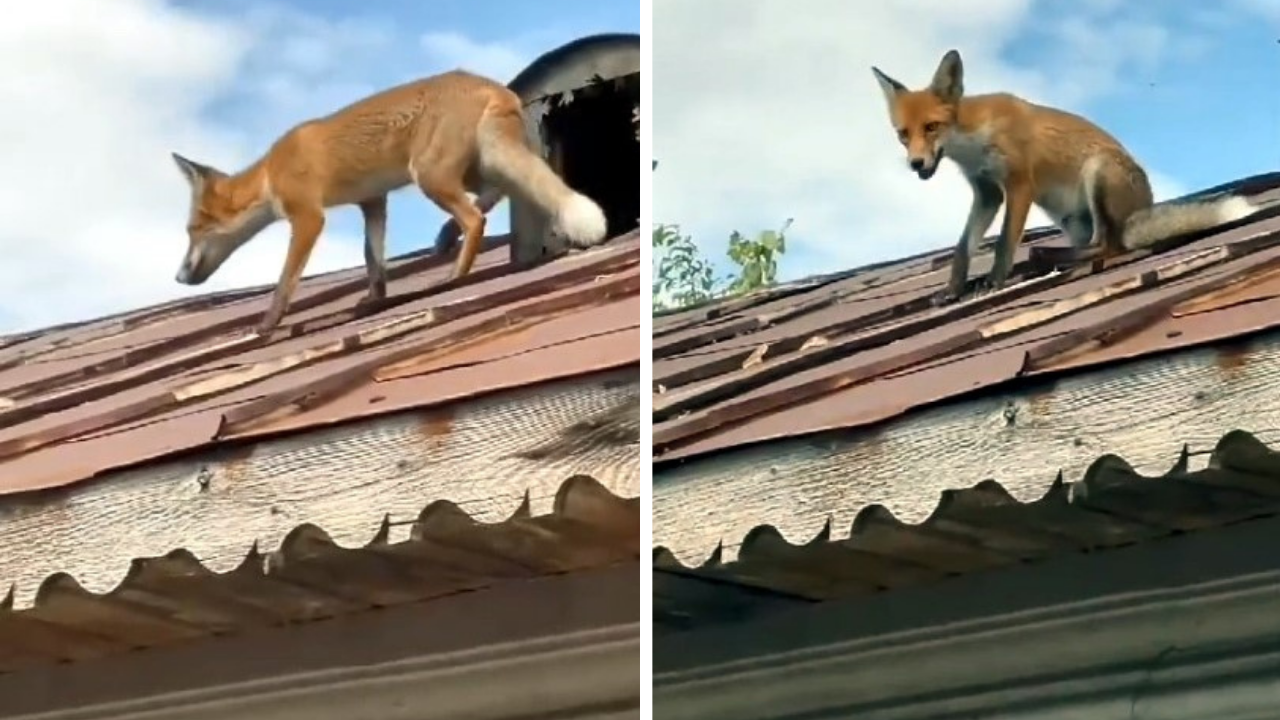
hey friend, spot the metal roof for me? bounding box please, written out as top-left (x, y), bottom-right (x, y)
top-left (0, 231), bottom-right (640, 495)
top-left (653, 173), bottom-right (1280, 464)
top-left (653, 429), bottom-right (1280, 632)
top-left (0, 473), bottom-right (638, 673)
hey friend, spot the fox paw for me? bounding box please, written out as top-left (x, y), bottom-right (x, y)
top-left (930, 288), bottom-right (962, 307)
top-left (972, 277), bottom-right (1006, 297)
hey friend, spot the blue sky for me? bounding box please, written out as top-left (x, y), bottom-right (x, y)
top-left (0, 0), bottom-right (637, 331)
top-left (653, 0), bottom-right (1280, 285)
top-left (1007, 3), bottom-right (1280, 190)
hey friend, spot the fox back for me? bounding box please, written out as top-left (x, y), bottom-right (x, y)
top-left (265, 70), bottom-right (516, 208)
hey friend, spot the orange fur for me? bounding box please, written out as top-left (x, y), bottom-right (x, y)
top-left (172, 70), bottom-right (608, 336)
top-left (872, 50), bottom-right (1258, 302)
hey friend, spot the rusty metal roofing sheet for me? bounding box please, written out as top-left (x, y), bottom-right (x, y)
top-left (0, 231), bottom-right (640, 494)
top-left (0, 473), bottom-right (638, 673)
top-left (653, 173), bottom-right (1280, 464)
top-left (653, 429), bottom-right (1280, 632)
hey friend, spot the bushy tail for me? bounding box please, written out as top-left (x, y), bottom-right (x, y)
top-left (1122, 195), bottom-right (1258, 250)
top-left (469, 109), bottom-right (609, 250)
top-left (477, 121), bottom-right (608, 248)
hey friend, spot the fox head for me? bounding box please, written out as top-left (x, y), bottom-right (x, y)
top-left (870, 49), bottom-right (965, 181)
top-left (171, 152), bottom-right (274, 286)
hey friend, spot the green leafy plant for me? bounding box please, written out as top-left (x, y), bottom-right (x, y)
top-left (651, 220), bottom-right (792, 313)
top-left (653, 223), bottom-right (716, 311)
top-left (725, 219), bottom-right (792, 296)
top-left (652, 160), bottom-right (791, 312)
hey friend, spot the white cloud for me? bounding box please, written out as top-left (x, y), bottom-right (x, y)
top-left (653, 0), bottom-right (1206, 280)
top-left (0, 0), bottom-right (375, 332)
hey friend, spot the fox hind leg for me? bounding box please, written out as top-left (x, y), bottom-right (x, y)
top-left (1080, 156), bottom-right (1127, 259)
top-left (359, 196), bottom-right (388, 305)
top-left (410, 128), bottom-right (488, 283)
top-left (433, 186), bottom-right (504, 258)
top-left (415, 170), bottom-right (487, 281)
top-left (1059, 211), bottom-right (1094, 250)
top-left (1054, 210), bottom-right (1103, 266)
top-left (435, 188), bottom-right (487, 281)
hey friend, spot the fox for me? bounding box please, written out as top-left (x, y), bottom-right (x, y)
top-left (871, 49), bottom-right (1260, 303)
top-left (171, 69), bottom-right (609, 336)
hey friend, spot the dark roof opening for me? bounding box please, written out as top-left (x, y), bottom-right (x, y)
top-left (506, 33), bottom-right (641, 263)
top-left (543, 74), bottom-right (640, 245)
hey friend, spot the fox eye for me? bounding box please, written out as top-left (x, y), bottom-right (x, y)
top-left (896, 128), bottom-right (908, 142)
top-left (924, 122), bottom-right (941, 133)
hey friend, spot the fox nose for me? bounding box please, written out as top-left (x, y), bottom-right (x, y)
top-left (909, 158), bottom-right (926, 171)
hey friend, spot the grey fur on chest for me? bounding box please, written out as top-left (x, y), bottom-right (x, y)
top-left (941, 129), bottom-right (1005, 182)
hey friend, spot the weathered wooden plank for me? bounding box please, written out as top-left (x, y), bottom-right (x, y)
top-left (0, 369), bottom-right (639, 609)
top-left (0, 248), bottom-right (638, 462)
top-left (652, 271), bottom-right (1070, 422)
top-left (652, 330), bottom-right (1280, 564)
top-left (220, 270), bottom-right (640, 434)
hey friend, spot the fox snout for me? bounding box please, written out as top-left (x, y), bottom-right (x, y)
top-left (175, 262), bottom-right (207, 286)
top-left (174, 216), bottom-right (269, 287)
top-left (175, 246), bottom-right (213, 286)
top-left (907, 147), bottom-right (944, 181)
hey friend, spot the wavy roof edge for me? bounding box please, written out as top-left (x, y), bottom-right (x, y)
top-left (3, 473), bottom-right (638, 617)
top-left (654, 428), bottom-right (1280, 573)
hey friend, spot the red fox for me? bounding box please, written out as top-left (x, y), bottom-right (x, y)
top-left (171, 69), bottom-right (609, 336)
top-left (871, 49), bottom-right (1260, 302)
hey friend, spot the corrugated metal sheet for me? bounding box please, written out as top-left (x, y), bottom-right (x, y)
top-left (653, 429), bottom-right (1280, 632)
top-left (0, 473), bottom-right (638, 673)
top-left (653, 173), bottom-right (1280, 464)
top-left (0, 231), bottom-right (640, 494)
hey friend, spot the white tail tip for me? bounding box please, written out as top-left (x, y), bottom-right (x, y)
top-left (556, 193), bottom-right (609, 248)
top-left (1217, 196), bottom-right (1258, 223)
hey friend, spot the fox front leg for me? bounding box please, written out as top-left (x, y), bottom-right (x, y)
top-left (982, 176), bottom-right (1033, 293)
top-left (936, 177), bottom-right (1002, 305)
top-left (258, 207), bottom-right (325, 336)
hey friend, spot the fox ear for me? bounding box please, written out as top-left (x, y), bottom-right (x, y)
top-left (929, 49), bottom-right (964, 103)
top-left (172, 152), bottom-right (215, 188)
top-left (871, 66), bottom-right (908, 106)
